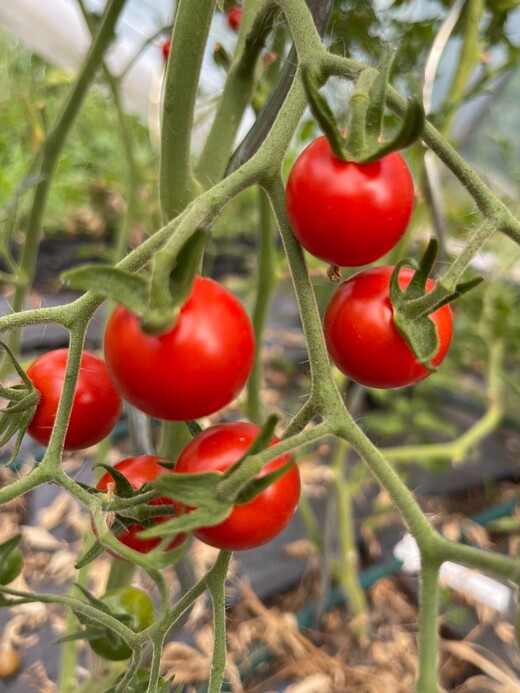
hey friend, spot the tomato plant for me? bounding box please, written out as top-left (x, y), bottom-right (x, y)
top-left (285, 136), bottom-right (415, 267)
top-left (88, 586), bottom-right (154, 661)
top-left (227, 6), bottom-right (242, 31)
top-left (26, 349), bottom-right (121, 450)
top-left (104, 276), bottom-right (255, 421)
top-left (95, 455), bottom-right (185, 555)
top-left (174, 422), bottom-right (301, 551)
top-left (323, 266), bottom-right (453, 388)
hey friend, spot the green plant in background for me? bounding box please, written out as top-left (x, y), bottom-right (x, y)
top-left (1, 1), bottom-right (520, 692)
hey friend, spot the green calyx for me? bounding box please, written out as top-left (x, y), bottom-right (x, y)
top-left (390, 238), bottom-right (483, 370)
top-left (61, 228), bottom-right (208, 336)
top-left (301, 53), bottom-right (425, 163)
top-left (0, 342), bottom-right (40, 465)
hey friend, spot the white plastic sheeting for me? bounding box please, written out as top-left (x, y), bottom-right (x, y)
top-left (0, 0), bottom-right (229, 125)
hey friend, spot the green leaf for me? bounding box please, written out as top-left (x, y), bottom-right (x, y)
top-left (235, 457), bottom-right (296, 504)
top-left (141, 229), bottom-right (208, 335)
top-left (61, 266), bottom-right (149, 315)
top-left (301, 64), bottom-right (346, 161)
top-left (94, 463), bottom-right (136, 498)
top-left (365, 52), bottom-right (396, 139)
top-left (138, 504), bottom-right (231, 539)
top-left (73, 584), bottom-right (112, 613)
top-left (220, 414), bottom-right (279, 482)
top-left (75, 539), bottom-right (105, 569)
top-left (152, 470), bottom-right (222, 505)
top-left (0, 535), bottom-right (23, 585)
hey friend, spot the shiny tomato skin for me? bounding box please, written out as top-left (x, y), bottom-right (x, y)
top-left (103, 277), bottom-right (255, 421)
top-left (95, 455), bottom-right (184, 555)
top-left (26, 349), bottom-right (121, 450)
top-left (285, 136), bottom-right (415, 267)
top-left (174, 422), bottom-right (301, 551)
top-left (323, 266), bottom-right (453, 388)
top-left (227, 6), bottom-right (242, 31)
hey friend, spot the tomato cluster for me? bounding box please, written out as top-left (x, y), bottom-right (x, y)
top-left (286, 135), bottom-right (454, 388)
top-left (94, 455), bottom-right (186, 556)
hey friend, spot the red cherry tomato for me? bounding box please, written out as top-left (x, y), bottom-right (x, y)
top-left (161, 39), bottom-right (171, 62)
top-left (285, 136), bottom-right (415, 267)
top-left (174, 422), bottom-right (301, 551)
top-left (26, 349), bottom-right (121, 450)
top-left (95, 455), bottom-right (185, 555)
top-left (104, 277), bottom-right (255, 421)
top-left (227, 6), bottom-right (242, 31)
top-left (323, 266), bottom-right (453, 388)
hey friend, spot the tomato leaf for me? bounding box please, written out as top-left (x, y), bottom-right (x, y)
top-left (61, 266), bottom-right (149, 315)
top-left (75, 539), bottom-right (105, 569)
top-left (301, 64), bottom-right (347, 161)
top-left (142, 229), bottom-right (208, 335)
top-left (138, 503), bottom-right (232, 539)
top-left (74, 584), bottom-right (113, 613)
top-left (94, 463), bottom-right (137, 498)
top-left (55, 627), bottom-right (105, 644)
top-left (234, 456), bottom-right (296, 504)
top-left (152, 470), bottom-right (222, 505)
top-left (0, 535), bottom-right (23, 585)
top-left (219, 415), bottom-right (278, 483)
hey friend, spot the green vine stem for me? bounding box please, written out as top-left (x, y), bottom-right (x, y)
top-left (416, 556), bottom-right (442, 693)
top-left (195, 0), bottom-right (269, 187)
top-left (159, 0), bottom-right (216, 219)
top-left (246, 187), bottom-right (278, 423)
top-left (0, 0), bottom-right (127, 377)
top-left (441, 0), bottom-right (485, 137)
top-left (206, 550), bottom-right (233, 692)
top-left (331, 439), bottom-right (369, 638)
top-left (381, 339), bottom-right (504, 464)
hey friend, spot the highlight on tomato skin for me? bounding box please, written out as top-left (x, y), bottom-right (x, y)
top-left (323, 266), bottom-right (454, 389)
top-left (93, 455), bottom-right (186, 556)
top-left (26, 349), bottom-right (122, 451)
top-left (103, 276), bottom-right (255, 421)
top-left (285, 135), bottom-right (415, 267)
top-left (173, 422), bottom-right (301, 551)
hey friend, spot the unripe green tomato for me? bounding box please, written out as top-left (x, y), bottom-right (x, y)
top-left (89, 587), bottom-right (154, 661)
top-left (0, 547), bottom-right (23, 585)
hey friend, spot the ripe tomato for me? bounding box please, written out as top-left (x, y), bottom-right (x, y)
top-left (104, 277), bottom-right (255, 421)
top-left (285, 136), bottom-right (415, 267)
top-left (26, 349), bottom-right (121, 450)
top-left (174, 422), bottom-right (301, 551)
top-left (161, 39), bottom-right (170, 62)
top-left (323, 266), bottom-right (453, 388)
top-left (227, 6), bottom-right (242, 31)
top-left (95, 455), bottom-right (185, 555)
top-left (88, 586), bottom-right (154, 661)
